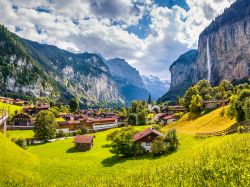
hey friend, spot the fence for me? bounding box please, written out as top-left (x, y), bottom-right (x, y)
top-left (196, 120), bottom-right (250, 138)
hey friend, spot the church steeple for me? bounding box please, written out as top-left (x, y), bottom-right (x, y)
top-left (147, 94), bottom-right (152, 104)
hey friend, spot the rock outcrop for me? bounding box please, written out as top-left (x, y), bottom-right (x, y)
top-left (105, 58), bottom-right (149, 103)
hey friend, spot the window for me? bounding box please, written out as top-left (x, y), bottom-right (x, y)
top-left (146, 142), bottom-right (150, 146)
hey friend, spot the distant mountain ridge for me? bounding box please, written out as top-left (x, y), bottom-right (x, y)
top-left (105, 58), bottom-right (149, 103)
top-left (141, 75), bottom-right (170, 100)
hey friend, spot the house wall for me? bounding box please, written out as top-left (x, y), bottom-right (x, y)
top-left (167, 118), bottom-right (175, 124)
top-left (93, 123), bottom-right (118, 131)
top-left (141, 142), bottom-right (151, 151)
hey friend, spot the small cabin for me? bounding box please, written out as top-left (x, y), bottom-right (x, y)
top-left (12, 113), bottom-right (33, 126)
top-left (74, 135), bottom-right (94, 151)
top-left (203, 99), bottom-right (228, 109)
top-left (134, 128), bottom-right (163, 151)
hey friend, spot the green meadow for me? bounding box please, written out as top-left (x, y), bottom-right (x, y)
top-left (0, 102), bottom-right (23, 116)
top-left (0, 108), bottom-right (249, 186)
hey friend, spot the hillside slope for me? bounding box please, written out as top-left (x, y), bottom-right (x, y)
top-left (0, 132), bottom-right (40, 186)
top-left (163, 106), bottom-right (236, 134)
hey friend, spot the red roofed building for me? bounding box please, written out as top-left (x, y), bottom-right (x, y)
top-left (134, 127), bottom-right (163, 151)
top-left (74, 135), bottom-right (94, 151)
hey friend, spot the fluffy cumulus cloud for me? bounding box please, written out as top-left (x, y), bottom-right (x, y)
top-left (0, 0), bottom-right (235, 79)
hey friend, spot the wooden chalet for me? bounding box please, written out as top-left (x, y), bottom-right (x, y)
top-left (12, 113), bottom-right (33, 126)
top-left (74, 135), bottom-right (94, 151)
top-left (202, 99), bottom-right (228, 109)
top-left (155, 113), bottom-right (176, 125)
top-left (134, 127), bottom-right (163, 151)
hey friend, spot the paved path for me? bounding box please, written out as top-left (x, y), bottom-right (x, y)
top-left (0, 111), bottom-right (8, 135)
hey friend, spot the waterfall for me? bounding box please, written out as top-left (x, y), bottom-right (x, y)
top-left (206, 37), bottom-right (211, 82)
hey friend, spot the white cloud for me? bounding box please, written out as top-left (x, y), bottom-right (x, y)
top-left (0, 0), bottom-right (236, 80)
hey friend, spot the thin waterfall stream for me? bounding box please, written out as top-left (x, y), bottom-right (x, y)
top-left (206, 37), bottom-right (211, 82)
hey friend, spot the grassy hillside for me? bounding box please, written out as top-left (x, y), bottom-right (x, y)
top-left (163, 106), bottom-right (236, 134)
top-left (0, 132), bottom-right (40, 186)
top-left (0, 102), bottom-right (23, 115)
top-left (26, 129), bottom-right (249, 186)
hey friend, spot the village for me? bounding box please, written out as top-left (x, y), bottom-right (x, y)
top-left (0, 94), bottom-right (229, 152)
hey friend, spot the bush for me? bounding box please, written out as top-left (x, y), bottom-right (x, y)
top-left (151, 137), bottom-right (167, 156)
top-left (109, 126), bottom-right (139, 157)
top-left (56, 130), bottom-right (66, 138)
top-left (12, 138), bottom-right (27, 149)
top-left (164, 128), bottom-right (179, 152)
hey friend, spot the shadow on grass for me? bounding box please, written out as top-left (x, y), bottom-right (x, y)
top-left (102, 149), bottom-right (178, 167)
top-left (102, 143), bottom-right (111, 148)
top-left (66, 146), bottom-right (78, 153)
top-left (101, 154), bottom-right (156, 167)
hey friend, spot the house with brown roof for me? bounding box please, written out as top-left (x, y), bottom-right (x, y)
top-left (74, 135), bottom-right (94, 151)
top-left (134, 127), bottom-right (163, 151)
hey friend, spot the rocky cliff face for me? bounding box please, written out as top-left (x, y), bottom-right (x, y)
top-left (0, 25), bottom-right (56, 99)
top-left (105, 58), bottom-right (145, 88)
top-left (169, 50), bottom-right (198, 90)
top-left (23, 40), bottom-right (124, 105)
top-left (141, 75), bottom-right (169, 100)
top-left (159, 50), bottom-right (198, 101)
top-left (105, 58), bottom-right (149, 103)
top-left (197, 7), bottom-right (250, 85)
top-left (160, 0), bottom-right (250, 102)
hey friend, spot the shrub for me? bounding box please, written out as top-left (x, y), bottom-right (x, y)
top-left (164, 128), bottom-right (179, 152)
top-left (13, 138), bottom-right (27, 149)
top-left (109, 126), bottom-right (139, 157)
top-left (56, 130), bottom-right (66, 138)
top-left (151, 137), bottom-right (167, 156)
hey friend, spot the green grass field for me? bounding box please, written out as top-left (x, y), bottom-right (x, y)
top-left (7, 130), bottom-right (34, 140)
top-left (0, 102), bottom-right (23, 116)
top-left (0, 108), bottom-right (249, 186)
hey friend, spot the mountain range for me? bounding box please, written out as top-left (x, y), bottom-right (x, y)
top-left (0, 25), bottom-right (166, 106)
top-left (160, 0), bottom-right (250, 102)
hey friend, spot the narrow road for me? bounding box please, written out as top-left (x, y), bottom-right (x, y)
top-left (0, 111), bottom-right (8, 135)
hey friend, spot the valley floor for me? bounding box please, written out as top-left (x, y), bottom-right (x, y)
top-left (1, 107), bottom-right (249, 186)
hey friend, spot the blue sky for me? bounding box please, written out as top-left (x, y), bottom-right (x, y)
top-left (0, 0), bottom-right (235, 79)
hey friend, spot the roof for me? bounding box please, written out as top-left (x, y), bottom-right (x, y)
top-left (13, 113), bottom-right (31, 118)
top-left (202, 99), bottom-right (228, 104)
top-left (57, 120), bottom-right (82, 125)
top-left (162, 115), bottom-right (175, 120)
top-left (134, 127), bottom-right (163, 142)
top-left (74, 135), bottom-right (93, 144)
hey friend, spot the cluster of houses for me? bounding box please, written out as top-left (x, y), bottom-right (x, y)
top-left (0, 97), bottom-right (27, 106)
top-left (10, 102), bottom-right (125, 133)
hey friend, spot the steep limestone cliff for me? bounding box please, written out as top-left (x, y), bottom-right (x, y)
top-left (160, 0), bottom-right (250, 102)
top-left (197, 0), bottom-right (250, 85)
